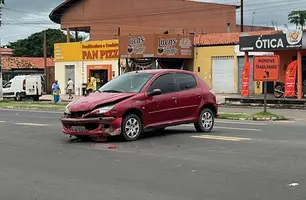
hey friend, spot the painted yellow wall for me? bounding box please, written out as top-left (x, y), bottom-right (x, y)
top-left (193, 45), bottom-right (238, 93)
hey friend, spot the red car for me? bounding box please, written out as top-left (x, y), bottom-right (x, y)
top-left (61, 69), bottom-right (218, 141)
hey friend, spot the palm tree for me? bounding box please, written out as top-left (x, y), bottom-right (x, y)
top-left (288, 10), bottom-right (306, 30)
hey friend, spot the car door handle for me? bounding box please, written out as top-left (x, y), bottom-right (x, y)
top-left (196, 93), bottom-right (201, 98)
top-left (172, 97), bottom-right (178, 103)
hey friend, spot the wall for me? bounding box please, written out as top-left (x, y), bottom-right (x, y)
top-left (60, 0), bottom-right (236, 39)
top-left (194, 45), bottom-right (237, 93)
top-left (55, 60), bottom-right (119, 95)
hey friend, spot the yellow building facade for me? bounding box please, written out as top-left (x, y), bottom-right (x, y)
top-left (194, 45), bottom-right (264, 95)
top-left (54, 40), bottom-right (120, 95)
top-left (194, 45), bottom-right (239, 93)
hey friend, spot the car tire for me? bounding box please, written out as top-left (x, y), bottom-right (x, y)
top-left (15, 93), bottom-right (22, 101)
top-left (194, 108), bottom-right (214, 133)
top-left (121, 114), bottom-right (143, 141)
top-left (33, 95), bottom-right (39, 101)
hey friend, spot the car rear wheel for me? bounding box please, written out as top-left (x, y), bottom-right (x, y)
top-left (194, 108), bottom-right (214, 133)
top-left (15, 93), bottom-right (22, 101)
top-left (121, 114), bottom-right (143, 141)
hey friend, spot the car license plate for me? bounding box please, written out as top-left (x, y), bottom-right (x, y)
top-left (71, 126), bottom-right (87, 132)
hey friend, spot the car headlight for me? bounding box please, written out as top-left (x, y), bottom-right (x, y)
top-left (91, 105), bottom-right (115, 115)
top-left (64, 105), bottom-right (71, 114)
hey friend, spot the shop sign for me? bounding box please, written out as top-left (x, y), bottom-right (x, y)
top-left (156, 36), bottom-right (193, 58)
top-left (239, 30), bottom-right (303, 51)
top-left (253, 55), bottom-right (280, 81)
top-left (54, 40), bottom-right (119, 62)
top-left (119, 34), bottom-right (194, 59)
top-left (81, 41), bottom-right (119, 60)
top-left (127, 36), bottom-right (146, 56)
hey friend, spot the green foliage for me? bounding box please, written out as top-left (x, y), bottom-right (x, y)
top-left (8, 29), bottom-right (85, 57)
top-left (288, 10), bottom-right (306, 29)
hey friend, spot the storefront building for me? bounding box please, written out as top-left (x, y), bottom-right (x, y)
top-left (119, 34), bottom-right (194, 71)
top-left (54, 40), bottom-right (120, 95)
top-left (194, 31), bottom-right (278, 94)
top-left (239, 29), bottom-right (306, 99)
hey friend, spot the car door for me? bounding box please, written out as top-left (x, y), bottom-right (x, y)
top-left (174, 73), bottom-right (202, 120)
top-left (3, 82), bottom-right (13, 97)
top-left (145, 73), bottom-right (179, 126)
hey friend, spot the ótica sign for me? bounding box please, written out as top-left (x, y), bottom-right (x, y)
top-left (253, 55), bottom-right (280, 81)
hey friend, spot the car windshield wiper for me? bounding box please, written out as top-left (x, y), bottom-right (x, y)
top-left (102, 89), bottom-right (123, 93)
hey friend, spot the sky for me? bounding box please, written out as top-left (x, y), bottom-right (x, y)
top-left (0, 0), bottom-right (305, 45)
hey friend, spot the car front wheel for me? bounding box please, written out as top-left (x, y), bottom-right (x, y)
top-left (194, 108), bottom-right (214, 133)
top-left (121, 114), bottom-right (143, 141)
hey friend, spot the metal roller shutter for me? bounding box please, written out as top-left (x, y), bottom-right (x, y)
top-left (212, 56), bottom-right (235, 93)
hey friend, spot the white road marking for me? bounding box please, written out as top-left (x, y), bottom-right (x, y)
top-left (15, 123), bottom-right (49, 127)
top-left (288, 183), bottom-right (299, 187)
top-left (179, 124), bottom-right (262, 132)
top-left (191, 135), bottom-right (252, 141)
top-left (0, 121), bottom-right (6, 123)
top-left (215, 126), bottom-right (262, 132)
top-left (0, 108), bottom-right (62, 114)
top-left (215, 120), bottom-right (266, 125)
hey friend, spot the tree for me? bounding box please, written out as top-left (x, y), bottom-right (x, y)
top-left (288, 10), bottom-right (306, 30)
top-left (8, 29), bottom-right (85, 57)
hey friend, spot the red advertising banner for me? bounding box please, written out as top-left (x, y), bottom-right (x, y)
top-left (241, 61), bottom-right (251, 97)
top-left (284, 60), bottom-right (297, 97)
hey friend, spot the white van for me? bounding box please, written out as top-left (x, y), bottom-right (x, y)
top-left (2, 75), bottom-right (42, 101)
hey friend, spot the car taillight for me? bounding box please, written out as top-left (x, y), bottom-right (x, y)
top-left (23, 79), bottom-right (26, 90)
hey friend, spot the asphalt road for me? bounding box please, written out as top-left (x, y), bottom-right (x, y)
top-left (0, 108), bottom-right (305, 200)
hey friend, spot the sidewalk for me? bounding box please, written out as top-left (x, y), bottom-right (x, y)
top-left (219, 106), bottom-right (306, 121)
top-left (40, 95), bottom-right (80, 103)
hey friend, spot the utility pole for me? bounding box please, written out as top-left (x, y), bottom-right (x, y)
top-left (0, 1), bottom-right (4, 100)
top-left (117, 27), bottom-right (121, 76)
top-left (240, 0), bottom-right (244, 32)
top-left (43, 30), bottom-right (47, 93)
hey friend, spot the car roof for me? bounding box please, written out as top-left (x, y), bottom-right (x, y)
top-left (127, 69), bottom-right (195, 75)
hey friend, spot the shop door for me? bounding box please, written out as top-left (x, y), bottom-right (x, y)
top-left (212, 56), bottom-right (235, 93)
top-left (65, 65), bottom-right (75, 87)
top-left (89, 70), bottom-right (108, 89)
top-left (238, 57), bottom-right (254, 94)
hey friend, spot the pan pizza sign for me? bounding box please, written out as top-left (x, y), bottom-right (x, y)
top-left (239, 30), bottom-right (303, 51)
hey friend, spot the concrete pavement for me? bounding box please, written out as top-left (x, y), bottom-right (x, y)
top-left (0, 109), bottom-right (305, 200)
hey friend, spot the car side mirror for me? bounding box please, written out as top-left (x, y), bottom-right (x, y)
top-left (148, 88), bottom-right (162, 96)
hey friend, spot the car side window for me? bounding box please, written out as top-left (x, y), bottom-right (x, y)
top-left (148, 74), bottom-right (176, 94)
top-left (4, 82), bottom-right (11, 88)
top-left (175, 73), bottom-right (197, 91)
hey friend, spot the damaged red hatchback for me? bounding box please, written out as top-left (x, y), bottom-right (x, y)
top-left (61, 69), bottom-right (218, 141)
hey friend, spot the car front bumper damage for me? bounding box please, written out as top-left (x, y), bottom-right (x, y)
top-left (61, 116), bottom-right (122, 137)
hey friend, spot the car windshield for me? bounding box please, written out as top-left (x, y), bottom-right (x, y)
top-left (98, 73), bottom-right (154, 93)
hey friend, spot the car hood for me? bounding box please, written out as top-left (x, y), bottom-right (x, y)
top-left (68, 92), bottom-right (136, 112)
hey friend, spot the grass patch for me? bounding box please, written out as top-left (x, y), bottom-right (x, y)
top-left (219, 111), bottom-right (286, 121)
top-left (250, 111), bottom-right (286, 120)
top-left (0, 101), bottom-right (66, 110)
top-left (218, 113), bottom-right (249, 120)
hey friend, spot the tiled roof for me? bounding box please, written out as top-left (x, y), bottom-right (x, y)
top-left (2, 57), bottom-right (54, 70)
top-left (194, 30), bottom-right (282, 46)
